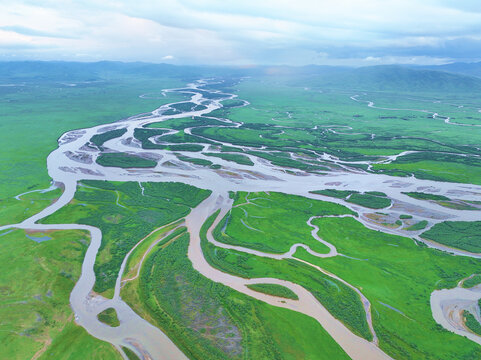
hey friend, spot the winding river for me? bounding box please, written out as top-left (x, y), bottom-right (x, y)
top-left (2, 79), bottom-right (481, 359)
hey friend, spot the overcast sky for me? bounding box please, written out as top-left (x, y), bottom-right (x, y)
top-left (1, 0), bottom-right (481, 66)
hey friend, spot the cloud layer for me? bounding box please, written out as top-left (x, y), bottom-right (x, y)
top-left (1, 0), bottom-right (481, 65)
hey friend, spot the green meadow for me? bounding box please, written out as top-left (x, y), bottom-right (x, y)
top-left (295, 216), bottom-right (481, 360)
top-left (215, 191), bottom-right (356, 254)
top-left (202, 190), bottom-right (481, 359)
top-left (121, 233), bottom-right (350, 360)
top-left (0, 228), bottom-right (120, 359)
top-left (41, 180), bottom-right (211, 294)
top-left (0, 76), bottom-right (186, 225)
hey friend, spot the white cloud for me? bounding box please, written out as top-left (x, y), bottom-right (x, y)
top-left (1, 0), bottom-right (481, 64)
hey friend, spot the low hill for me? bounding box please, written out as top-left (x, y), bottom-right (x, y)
top-left (424, 61), bottom-right (481, 78)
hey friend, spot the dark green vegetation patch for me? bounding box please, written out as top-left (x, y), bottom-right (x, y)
top-left (176, 155), bottom-right (213, 167)
top-left (96, 153), bottom-right (157, 168)
top-left (311, 189), bottom-right (358, 198)
top-left (346, 193), bottom-right (392, 209)
top-left (97, 307), bottom-right (120, 327)
top-left (246, 283), bottom-right (299, 300)
top-left (204, 152), bottom-right (254, 166)
top-left (365, 191), bottom-right (387, 197)
top-left (464, 312), bottom-right (481, 336)
top-left (462, 275), bottom-right (481, 288)
top-left (312, 189), bottom-right (391, 209)
top-left (421, 221), bottom-right (481, 253)
top-left (406, 220), bottom-right (428, 231)
top-left (122, 347), bottom-right (141, 360)
top-left (402, 192), bottom-right (450, 201)
top-left (90, 128), bottom-right (127, 149)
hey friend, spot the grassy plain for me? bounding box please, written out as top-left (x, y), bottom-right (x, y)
top-left (90, 128), bottom-right (127, 149)
top-left (0, 76), bottom-right (186, 225)
top-left (215, 191), bottom-right (356, 254)
top-left (42, 180), bottom-right (211, 294)
top-left (123, 224), bottom-right (186, 280)
top-left (293, 216), bottom-right (481, 360)
top-left (0, 228), bottom-right (120, 359)
top-left (204, 207), bottom-right (372, 340)
top-left (198, 77), bottom-right (481, 185)
top-left (0, 187), bottom-right (62, 226)
top-left (122, 233), bottom-right (350, 360)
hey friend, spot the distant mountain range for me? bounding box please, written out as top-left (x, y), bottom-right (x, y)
top-left (2, 60), bottom-right (481, 93)
top-left (421, 61), bottom-right (481, 78)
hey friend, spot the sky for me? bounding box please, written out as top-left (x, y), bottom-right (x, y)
top-left (1, 0), bottom-right (481, 66)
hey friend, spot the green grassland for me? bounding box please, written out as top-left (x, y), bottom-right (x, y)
top-left (42, 180), bottom-right (211, 294)
top-left (0, 187), bottom-right (62, 226)
top-left (293, 216), bottom-right (481, 360)
top-left (421, 221), bottom-right (481, 253)
top-left (4, 64), bottom-right (481, 360)
top-left (0, 228), bottom-right (120, 359)
top-left (203, 208), bottom-right (372, 340)
top-left (199, 77), bottom-right (481, 184)
top-left (0, 76), bottom-right (186, 225)
top-left (365, 191), bottom-right (387, 197)
top-left (435, 200), bottom-right (479, 211)
top-left (121, 232), bottom-right (350, 360)
top-left (214, 191), bottom-right (356, 254)
top-left (402, 192), bottom-right (479, 210)
top-left (246, 284), bottom-right (299, 300)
